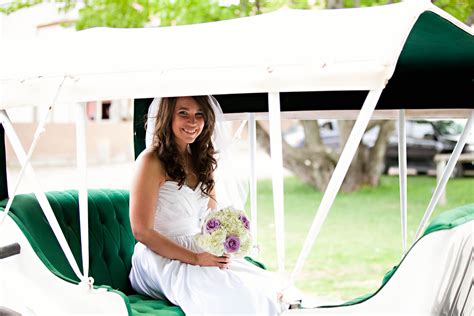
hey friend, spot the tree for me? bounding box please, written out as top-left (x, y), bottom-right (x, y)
top-left (6, 0), bottom-right (471, 28)
top-left (2, 0), bottom-right (472, 191)
top-left (256, 119), bottom-right (396, 192)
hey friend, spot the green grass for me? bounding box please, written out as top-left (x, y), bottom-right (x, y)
top-left (252, 175), bottom-right (473, 300)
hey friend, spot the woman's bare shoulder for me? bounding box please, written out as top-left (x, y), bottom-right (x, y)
top-left (135, 148), bottom-right (166, 183)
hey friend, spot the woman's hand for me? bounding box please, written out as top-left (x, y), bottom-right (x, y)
top-left (195, 252), bottom-right (230, 269)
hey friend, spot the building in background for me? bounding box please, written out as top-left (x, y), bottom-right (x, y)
top-left (1, 2), bottom-right (134, 166)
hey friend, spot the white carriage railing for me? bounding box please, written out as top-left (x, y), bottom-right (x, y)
top-left (259, 96), bottom-right (474, 286)
top-left (0, 77), bottom-right (94, 289)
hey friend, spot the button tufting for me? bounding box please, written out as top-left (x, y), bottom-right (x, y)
top-left (16, 189), bottom-right (133, 294)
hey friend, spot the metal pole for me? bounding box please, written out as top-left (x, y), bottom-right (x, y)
top-left (0, 124), bottom-right (8, 201)
top-left (95, 100), bottom-right (102, 121)
top-left (0, 105), bottom-right (52, 225)
top-left (436, 159), bottom-right (447, 205)
top-left (0, 110), bottom-right (85, 282)
top-left (75, 102), bottom-right (91, 288)
top-left (248, 113), bottom-right (258, 241)
top-left (413, 110), bottom-right (474, 242)
top-left (268, 92), bottom-right (285, 276)
top-left (398, 109), bottom-right (408, 254)
top-left (290, 88), bottom-right (383, 284)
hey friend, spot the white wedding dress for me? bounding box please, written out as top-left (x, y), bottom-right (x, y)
top-left (129, 181), bottom-right (282, 315)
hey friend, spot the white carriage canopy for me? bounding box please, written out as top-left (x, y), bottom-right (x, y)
top-left (0, 1), bottom-right (473, 111)
top-left (0, 1), bottom-right (473, 313)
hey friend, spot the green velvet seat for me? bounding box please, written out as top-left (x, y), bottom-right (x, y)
top-left (0, 189), bottom-right (184, 315)
top-left (128, 295), bottom-right (184, 316)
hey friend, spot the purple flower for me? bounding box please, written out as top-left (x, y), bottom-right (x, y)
top-left (206, 218), bottom-right (221, 233)
top-left (224, 235), bottom-right (240, 253)
top-left (239, 214), bottom-right (250, 230)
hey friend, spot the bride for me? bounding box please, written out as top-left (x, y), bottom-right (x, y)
top-left (128, 96), bottom-right (283, 315)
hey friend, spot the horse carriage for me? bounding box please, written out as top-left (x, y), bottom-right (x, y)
top-left (0, 1), bottom-right (472, 314)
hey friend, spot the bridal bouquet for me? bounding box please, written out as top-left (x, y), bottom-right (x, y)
top-left (196, 207), bottom-right (254, 258)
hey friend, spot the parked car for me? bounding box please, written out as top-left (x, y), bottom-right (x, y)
top-left (384, 120), bottom-right (455, 175)
top-left (283, 119), bottom-right (474, 176)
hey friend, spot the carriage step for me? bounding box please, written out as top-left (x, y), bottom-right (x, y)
top-left (0, 306), bottom-right (21, 316)
top-left (0, 243), bottom-right (20, 259)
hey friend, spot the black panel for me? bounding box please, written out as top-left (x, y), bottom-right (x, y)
top-left (213, 94), bottom-right (268, 113)
top-left (213, 91), bottom-right (370, 113)
top-left (133, 98), bottom-right (153, 160)
top-left (214, 85), bottom-right (473, 112)
top-left (380, 72), bottom-right (473, 109)
top-left (280, 91), bottom-right (369, 111)
top-left (0, 125), bottom-right (8, 200)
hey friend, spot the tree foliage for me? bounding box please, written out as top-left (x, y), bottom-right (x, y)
top-left (1, 0), bottom-right (472, 29)
top-left (0, 0), bottom-right (43, 14)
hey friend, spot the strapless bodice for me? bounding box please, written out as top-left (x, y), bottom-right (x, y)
top-left (154, 181), bottom-right (209, 238)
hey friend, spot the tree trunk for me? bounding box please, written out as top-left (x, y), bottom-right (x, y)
top-left (255, 119), bottom-right (394, 193)
top-left (338, 120), bottom-right (366, 192)
top-left (326, 0), bottom-right (344, 9)
top-left (255, 0), bottom-right (261, 14)
top-left (339, 120), bottom-right (395, 191)
top-left (240, 0), bottom-right (248, 16)
top-left (366, 121), bottom-right (395, 186)
top-left (301, 120), bottom-right (338, 190)
top-left (256, 122), bottom-right (336, 192)
top-left (465, 9), bottom-right (474, 26)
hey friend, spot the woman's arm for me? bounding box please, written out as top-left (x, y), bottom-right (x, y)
top-left (130, 149), bottom-right (229, 268)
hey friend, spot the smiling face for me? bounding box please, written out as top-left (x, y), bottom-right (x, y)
top-left (171, 97), bottom-right (206, 151)
top-left (152, 96), bottom-right (217, 197)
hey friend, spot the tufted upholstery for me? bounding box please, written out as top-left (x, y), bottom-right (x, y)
top-left (1, 189), bottom-right (267, 315)
top-left (0, 189), bottom-right (184, 315)
top-left (129, 295), bottom-right (184, 316)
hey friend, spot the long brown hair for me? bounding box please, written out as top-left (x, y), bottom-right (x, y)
top-left (150, 96), bottom-right (217, 198)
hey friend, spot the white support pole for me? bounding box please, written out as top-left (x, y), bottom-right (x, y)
top-left (398, 109), bottom-right (408, 254)
top-left (436, 160), bottom-right (447, 205)
top-left (75, 102), bottom-right (91, 288)
top-left (95, 100), bottom-right (103, 121)
top-left (290, 88), bottom-right (383, 284)
top-left (233, 120), bottom-right (248, 141)
top-left (268, 92), bottom-right (285, 276)
top-left (0, 110), bottom-right (85, 282)
top-left (413, 110), bottom-right (474, 242)
top-left (0, 105), bottom-right (52, 224)
top-left (248, 113), bottom-right (258, 240)
top-left (0, 75), bottom-right (67, 225)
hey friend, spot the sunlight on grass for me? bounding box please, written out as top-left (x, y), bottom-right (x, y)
top-left (252, 175), bottom-right (473, 301)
